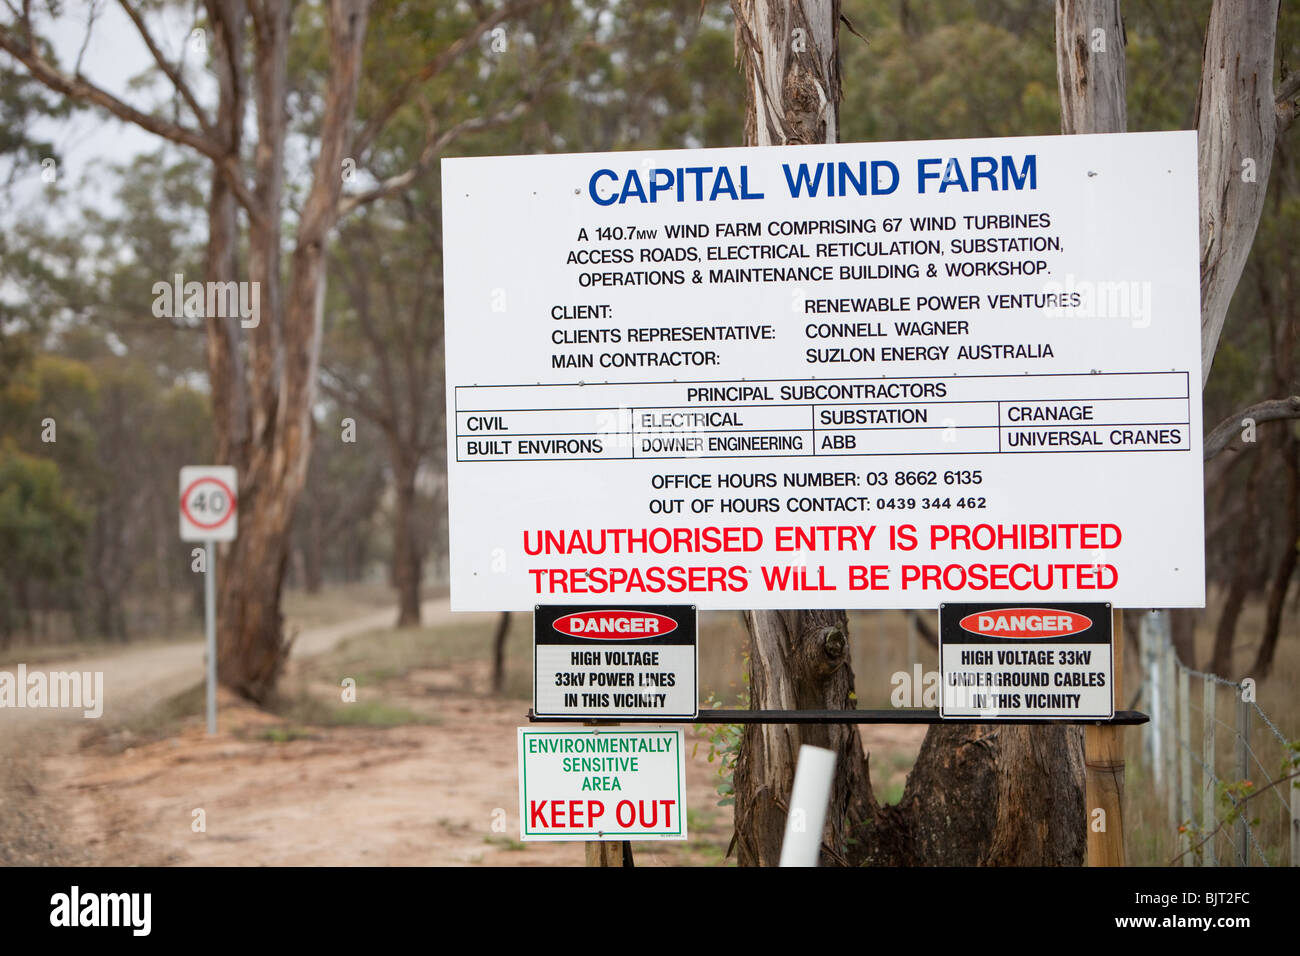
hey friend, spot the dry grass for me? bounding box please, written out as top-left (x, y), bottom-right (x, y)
top-left (1124, 594), bottom-right (1299, 866)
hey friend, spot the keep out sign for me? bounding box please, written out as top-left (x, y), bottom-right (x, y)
top-left (517, 727), bottom-right (687, 841)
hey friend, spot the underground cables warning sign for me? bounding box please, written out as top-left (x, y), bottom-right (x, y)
top-left (533, 604), bottom-right (698, 718)
top-left (518, 727), bottom-right (687, 841)
top-left (938, 602), bottom-right (1113, 719)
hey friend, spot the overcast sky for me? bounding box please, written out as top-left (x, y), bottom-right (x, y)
top-left (9, 5), bottom-right (208, 219)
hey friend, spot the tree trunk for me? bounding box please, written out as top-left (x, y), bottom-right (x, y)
top-left (732, 610), bottom-right (876, 866)
top-left (1055, 0), bottom-right (1126, 134)
top-left (391, 462), bottom-right (423, 627)
top-left (729, 0), bottom-right (872, 867)
top-left (1210, 451), bottom-right (1263, 675)
top-left (1170, 608), bottom-right (1197, 666)
top-left (1196, 0), bottom-right (1281, 384)
top-left (1253, 446), bottom-right (1297, 677)
top-left (156, 500), bottom-right (175, 638)
top-left (1254, 205), bottom-right (1299, 679)
top-left (861, 722), bottom-right (1086, 865)
top-left (732, 0), bottom-right (840, 147)
top-left (216, 0), bottom-right (369, 703)
top-left (302, 537), bottom-right (324, 594)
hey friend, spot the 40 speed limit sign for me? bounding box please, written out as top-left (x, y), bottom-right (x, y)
top-left (179, 466), bottom-right (238, 542)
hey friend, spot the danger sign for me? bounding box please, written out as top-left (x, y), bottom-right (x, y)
top-left (533, 604), bottom-right (698, 719)
top-left (179, 466), bottom-right (238, 542)
top-left (938, 601), bottom-right (1113, 719)
top-left (517, 726), bottom-right (686, 841)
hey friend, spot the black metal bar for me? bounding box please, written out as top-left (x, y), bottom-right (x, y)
top-left (527, 708), bottom-right (1149, 726)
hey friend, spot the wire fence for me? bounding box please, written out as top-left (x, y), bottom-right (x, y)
top-left (1133, 610), bottom-right (1299, 866)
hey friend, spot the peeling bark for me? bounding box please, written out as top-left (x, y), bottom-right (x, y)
top-left (1055, 0), bottom-right (1126, 134)
top-left (862, 723), bottom-right (1086, 865)
top-left (731, 0), bottom-right (840, 146)
top-left (1197, 0), bottom-right (1281, 384)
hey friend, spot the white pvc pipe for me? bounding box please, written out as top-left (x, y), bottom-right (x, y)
top-left (779, 745), bottom-right (837, 867)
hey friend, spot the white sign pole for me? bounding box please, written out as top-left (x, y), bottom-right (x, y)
top-left (779, 744), bottom-right (837, 867)
top-left (205, 539), bottom-right (217, 735)
top-left (179, 465), bottom-right (237, 737)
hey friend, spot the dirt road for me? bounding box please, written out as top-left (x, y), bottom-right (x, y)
top-left (2, 602), bottom-right (747, 865)
top-left (1, 599), bottom-right (464, 731)
top-left (3, 601), bottom-right (923, 866)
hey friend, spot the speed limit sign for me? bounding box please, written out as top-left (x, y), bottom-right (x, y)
top-left (179, 466), bottom-right (238, 542)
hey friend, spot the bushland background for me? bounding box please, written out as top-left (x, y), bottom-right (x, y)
top-left (0, 0), bottom-right (1296, 866)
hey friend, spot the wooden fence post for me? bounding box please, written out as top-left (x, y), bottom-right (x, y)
top-left (1085, 607), bottom-right (1125, 865)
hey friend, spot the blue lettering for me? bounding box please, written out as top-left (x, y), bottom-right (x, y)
top-left (589, 169), bottom-right (618, 206)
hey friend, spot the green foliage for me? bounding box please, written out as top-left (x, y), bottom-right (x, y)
top-left (694, 657), bottom-right (750, 807)
top-left (1215, 777), bottom-right (1260, 831)
top-left (1188, 738), bottom-right (1300, 864)
top-left (0, 442), bottom-right (86, 636)
top-left (0, 59), bottom-right (78, 189)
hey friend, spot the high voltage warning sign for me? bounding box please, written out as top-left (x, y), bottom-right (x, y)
top-left (533, 604), bottom-right (698, 719)
top-left (938, 602), bottom-right (1113, 719)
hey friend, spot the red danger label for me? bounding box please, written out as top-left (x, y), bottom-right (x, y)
top-left (958, 608), bottom-right (1092, 638)
top-left (552, 609), bottom-right (677, 639)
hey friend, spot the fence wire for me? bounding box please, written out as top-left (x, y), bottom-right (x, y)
top-left (1142, 632), bottom-right (1296, 867)
top-left (1169, 726), bottom-right (1269, 865)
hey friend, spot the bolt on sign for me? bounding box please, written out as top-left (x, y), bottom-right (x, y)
top-left (518, 727), bottom-right (687, 841)
top-left (442, 131), bottom-right (1205, 612)
top-left (534, 604), bottom-right (698, 719)
top-left (179, 466), bottom-right (238, 542)
top-left (938, 602), bottom-right (1113, 719)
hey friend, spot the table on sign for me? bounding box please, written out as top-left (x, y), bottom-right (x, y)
top-left (454, 372), bottom-right (1192, 462)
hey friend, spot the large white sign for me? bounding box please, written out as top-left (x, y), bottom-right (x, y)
top-left (179, 466), bottom-right (238, 542)
top-left (517, 727), bottom-right (687, 841)
top-left (443, 132), bottom-right (1204, 611)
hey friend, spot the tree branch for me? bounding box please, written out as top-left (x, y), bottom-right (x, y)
top-left (1203, 396), bottom-right (1300, 461)
top-left (117, 0), bottom-right (215, 136)
top-left (1166, 767), bottom-right (1300, 866)
top-left (338, 97), bottom-right (533, 215)
top-left (0, 25), bottom-right (219, 159)
top-left (0, 20), bottom-right (264, 225)
top-left (319, 367), bottom-right (395, 430)
top-left (906, 610), bottom-right (938, 649)
top-left (73, 0), bottom-right (99, 76)
top-left (347, 0), bottom-right (543, 162)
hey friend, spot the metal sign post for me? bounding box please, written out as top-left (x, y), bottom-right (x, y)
top-left (179, 466), bottom-right (238, 736)
top-left (205, 540), bottom-right (217, 735)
